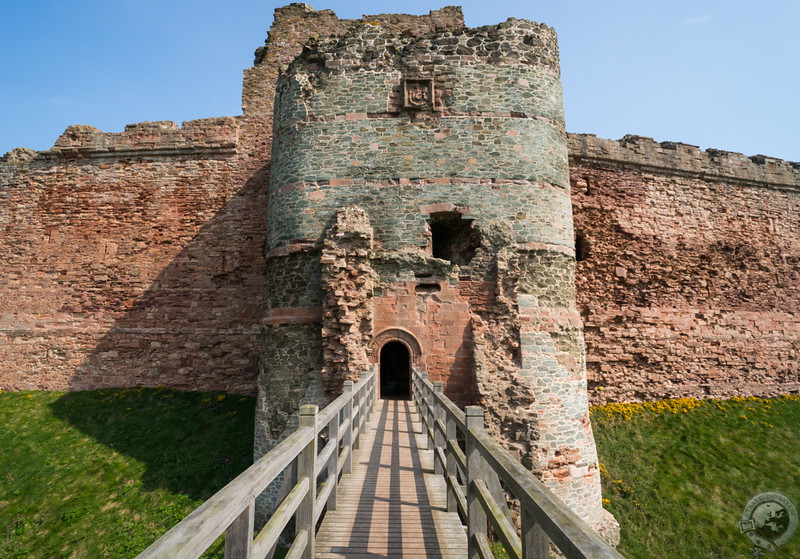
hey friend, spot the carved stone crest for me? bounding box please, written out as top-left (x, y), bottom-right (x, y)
top-left (403, 78), bottom-right (434, 110)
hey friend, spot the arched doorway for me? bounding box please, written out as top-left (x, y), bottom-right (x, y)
top-left (380, 341), bottom-right (411, 399)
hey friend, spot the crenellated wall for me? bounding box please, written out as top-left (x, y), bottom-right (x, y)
top-left (569, 133), bottom-right (800, 405)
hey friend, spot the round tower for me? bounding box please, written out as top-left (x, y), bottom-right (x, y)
top-left (259, 15), bottom-right (615, 536)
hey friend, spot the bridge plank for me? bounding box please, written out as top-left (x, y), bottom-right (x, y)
top-left (315, 399), bottom-right (467, 559)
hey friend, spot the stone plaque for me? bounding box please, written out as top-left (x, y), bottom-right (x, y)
top-left (403, 78), bottom-right (434, 110)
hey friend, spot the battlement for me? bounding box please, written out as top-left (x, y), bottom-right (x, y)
top-left (568, 133), bottom-right (800, 190)
top-left (38, 117), bottom-right (240, 160)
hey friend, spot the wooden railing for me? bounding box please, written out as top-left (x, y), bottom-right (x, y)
top-left (137, 369), bottom-right (378, 559)
top-left (412, 368), bottom-right (623, 559)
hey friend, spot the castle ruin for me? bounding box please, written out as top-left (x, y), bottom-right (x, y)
top-left (1, 3), bottom-right (799, 537)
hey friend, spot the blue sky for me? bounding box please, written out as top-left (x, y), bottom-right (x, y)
top-left (1, 0), bottom-right (798, 161)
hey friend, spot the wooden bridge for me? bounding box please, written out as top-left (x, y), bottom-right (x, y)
top-left (137, 369), bottom-right (622, 559)
top-left (315, 398), bottom-right (466, 558)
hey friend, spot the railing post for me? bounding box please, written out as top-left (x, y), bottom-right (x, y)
top-left (419, 371), bottom-right (429, 434)
top-left (327, 409), bottom-right (339, 512)
top-left (224, 501), bottom-right (253, 559)
top-left (466, 406), bottom-right (487, 559)
top-left (297, 405), bottom-right (318, 559)
top-left (342, 380), bottom-right (354, 475)
top-left (433, 381), bottom-right (445, 476)
top-left (522, 507), bottom-right (549, 559)
top-left (445, 408), bottom-right (458, 514)
top-left (425, 377), bottom-right (434, 450)
top-left (354, 382), bottom-right (362, 451)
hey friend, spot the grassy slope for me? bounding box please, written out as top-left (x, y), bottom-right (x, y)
top-left (592, 395), bottom-right (800, 559)
top-left (2, 389), bottom-right (798, 558)
top-left (0, 388), bottom-right (255, 559)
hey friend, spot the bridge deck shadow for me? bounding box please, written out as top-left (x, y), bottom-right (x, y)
top-left (315, 399), bottom-right (467, 558)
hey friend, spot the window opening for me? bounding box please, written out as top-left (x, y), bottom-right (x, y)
top-left (575, 233), bottom-right (590, 261)
top-left (429, 212), bottom-right (480, 266)
top-left (415, 283), bottom-right (441, 294)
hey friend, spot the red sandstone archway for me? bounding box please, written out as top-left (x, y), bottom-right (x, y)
top-left (369, 328), bottom-right (422, 363)
top-left (370, 328), bottom-right (422, 400)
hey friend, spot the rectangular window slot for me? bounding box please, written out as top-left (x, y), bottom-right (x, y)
top-left (415, 283), bottom-right (441, 294)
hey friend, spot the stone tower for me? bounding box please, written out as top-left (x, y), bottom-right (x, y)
top-left (257, 7), bottom-right (615, 535)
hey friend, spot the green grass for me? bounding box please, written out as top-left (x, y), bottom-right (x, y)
top-left (3, 388), bottom-right (798, 558)
top-left (0, 387), bottom-right (256, 558)
top-left (592, 394), bottom-right (800, 558)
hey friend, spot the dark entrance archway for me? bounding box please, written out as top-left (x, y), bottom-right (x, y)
top-left (380, 341), bottom-right (411, 399)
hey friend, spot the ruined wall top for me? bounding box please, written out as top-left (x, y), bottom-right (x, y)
top-left (271, 12), bottom-right (563, 135)
top-left (0, 118), bottom-right (240, 163)
top-left (44, 118), bottom-right (240, 159)
top-left (242, 4), bottom-right (466, 116)
top-left (285, 16), bottom-right (559, 75)
top-left (568, 133), bottom-right (800, 190)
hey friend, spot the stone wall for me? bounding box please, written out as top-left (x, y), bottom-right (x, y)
top-left (252, 4), bottom-right (469, 516)
top-left (0, 3), bottom-right (796, 415)
top-left (570, 134), bottom-right (800, 404)
top-left (0, 119), bottom-right (267, 394)
top-left (262, 10), bottom-right (611, 532)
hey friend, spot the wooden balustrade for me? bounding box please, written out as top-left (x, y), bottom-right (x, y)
top-left (411, 368), bottom-right (623, 559)
top-left (136, 369), bottom-right (378, 559)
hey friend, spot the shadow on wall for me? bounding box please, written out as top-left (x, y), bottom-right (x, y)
top-left (443, 324), bottom-right (475, 407)
top-left (67, 162), bottom-right (270, 396)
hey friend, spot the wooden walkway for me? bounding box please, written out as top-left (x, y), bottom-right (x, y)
top-left (315, 399), bottom-right (468, 558)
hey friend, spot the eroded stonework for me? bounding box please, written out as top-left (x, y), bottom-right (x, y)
top-left (3, 2), bottom-right (799, 545)
top-left (320, 207), bottom-right (375, 392)
top-left (260, 6), bottom-right (610, 534)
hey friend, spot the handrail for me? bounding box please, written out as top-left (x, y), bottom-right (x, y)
top-left (137, 369), bottom-right (378, 559)
top-left (411, 368), bottom-right (623, 559)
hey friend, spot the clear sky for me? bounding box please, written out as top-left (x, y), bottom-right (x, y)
top-left (1, 0), bottom-right (798, 161)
